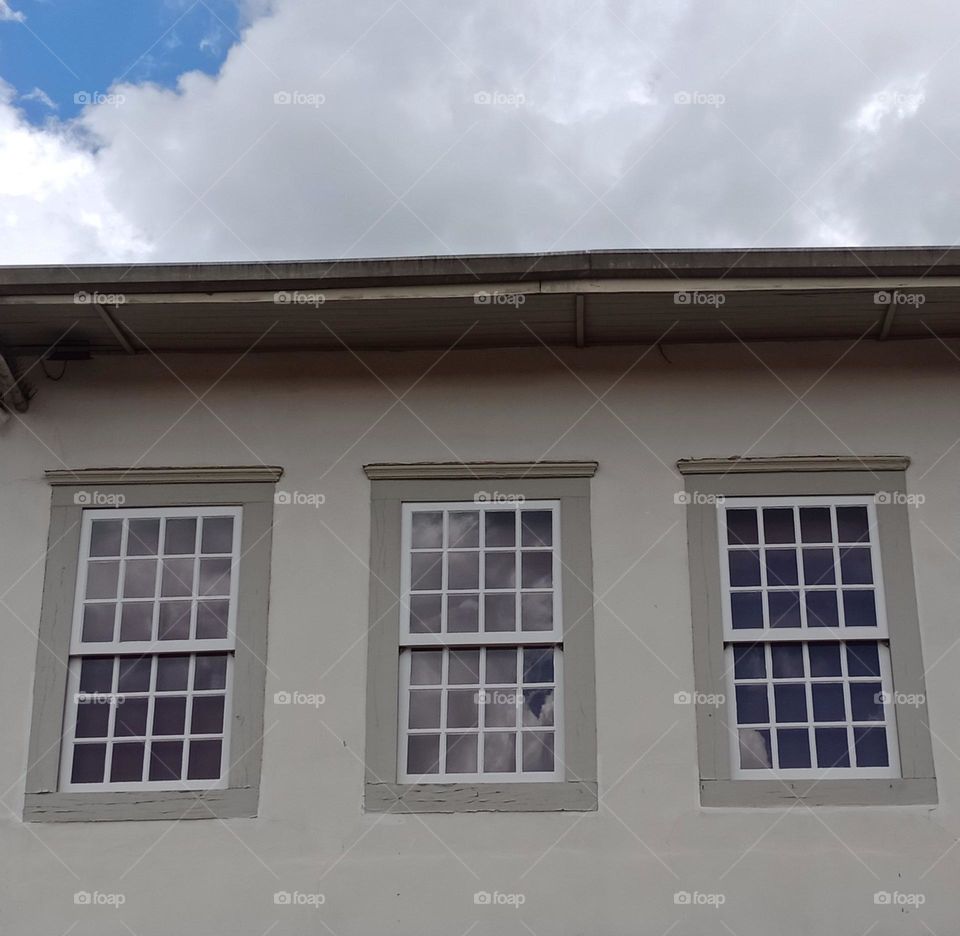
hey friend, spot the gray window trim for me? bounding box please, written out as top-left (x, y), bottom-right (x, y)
top-left (682, 459), bottom-right (937, 807)
top-left (363, 467), bottom-right (598, 813)
top-left (24, 477), bottom-right (278, 822)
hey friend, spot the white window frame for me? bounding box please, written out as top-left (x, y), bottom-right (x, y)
top-left (60, 505), bottom-right (242, 793)
top-left (398, 500), bottom-right (564, 783)
top-left (719, 495), bottom-right (900, 781)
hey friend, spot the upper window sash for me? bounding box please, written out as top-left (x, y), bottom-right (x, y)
top-left (400, 500), bottom-right (563, 646)
top-left (718, 495), bottom-right (888, 643)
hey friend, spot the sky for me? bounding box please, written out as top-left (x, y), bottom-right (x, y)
top-left (0, 0), bottom-right (956, 264)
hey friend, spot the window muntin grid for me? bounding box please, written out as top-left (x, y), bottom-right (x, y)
top-left (61, 506), bottom-right (240, 791)
top-left (719, 496), bottom-right (899, 780)
top-left (399, 501), bottom-right (563, 782)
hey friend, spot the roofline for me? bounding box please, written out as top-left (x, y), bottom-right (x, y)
top-left (3, 247), bottom-right (960, 295)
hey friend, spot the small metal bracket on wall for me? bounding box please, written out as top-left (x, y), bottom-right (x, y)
top-left (878, 290), bottom-right (899, 340)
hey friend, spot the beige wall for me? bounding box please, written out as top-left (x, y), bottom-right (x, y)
top-left (1, 339), bottom-right (958, 934)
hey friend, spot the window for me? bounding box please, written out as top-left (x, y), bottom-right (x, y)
top-left (363, 463), bottom-right (598, 813)
top-left (679, 456), bottom-right (936, 807)
top-left (62, 507), bottom-right (239, 791)
top-left (398, 502), bottom-right (562, 782)
top-left (721, 497), bottom-right (898, 778)
top-left (25, 467), bottom-right (279, 822)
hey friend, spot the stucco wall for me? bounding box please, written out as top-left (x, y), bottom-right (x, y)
top-left (0, 339), bottom-right (958, 935)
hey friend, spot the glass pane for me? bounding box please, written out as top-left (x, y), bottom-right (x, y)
top-left (768, 591), bottom-right (801, 628)
top-left (406, 734), bottom-right (440, 774)
top-left (153, 696), bottom-right (186, 735)
top-left (71, 744), bottom-right (106, 783)
top-left (79, 658), bottom-right (114, 693)
top-left (850, 683), bottom-right (884, 721)
top-left (191, 696), bottom-right (225, 734)
top-left (484, 553), bottom-right (516, 589)
top-left (840, 548), bottom-right (873, 585)
top-left (445, 734), bottom-right (478, 773)
top-left (158, 601), bottom-right (191, 640)
top-left (765, 549), bottom-right (798, 586)
top-left (763, 508), bottom-right (795, 544)
top-left (854, 726), bottom-right (889, 767)
top-left (733, 645), bottom-right (765, 679)
top-left (483, 732), bottom-right (516, 772)
top-left (196, 600), bottom-right (229, 639)
top-left (521, 552), bottom-right (552, 588)
top-left (522, 688), bottom-right (555, 727)
top-left (408, 690), bottom-right (441, 728)
top-left (726, 509), bottom-right (758, 546)
top-left (523, 648), bottom-right (554, 684)
top-left (805, 591), bottom-right (839, 628)
top-left (194, 655), bottom-right (228, 691)
top-left (802, 548), bottom-right (835, 586)
top-left (812, 683), bottom-right (846, 721)
top-left (81, 604), bottom-right (115, 642)
top-left (201, 516), bottom-right (234, 554)
top-left (448, 650), bottom-right (480, 685)
top-left (777, 728), bottom-right (811, 768)
top-left (411, 512), bottom-right (442, 548)
top-left (484, 594), bottom-right (515, 632)
top-left (410, 553), bottom-right (442, 591)
top-left (448, 512), bottom-right (479, 548)
top-left (120, 602), bottom-right (153, 642)
top-left (199, 558), bottom-right (231, 597)
top-left (115, 699), bottom-right (148, 737)
top-left (521, 511), bottom-right (552, 547)
top-left (846, 643), bottom-right (880, 677)
top-left (843, 591), bottom-right (877, 627)
top-left (447, 552), bottom-right (479, 589)
top-left (446, 595), bottom-right (479, 633)
top-left (735, 685), bottom-right (769, 724)
top-left (161, 559), bottom-right (194, 597)
top-left (89, 520), bottom-right (123, 557)
top-left (409, 595), bottom-right (442, 633)
top-left (446, 690), bottom-right (478, 728)
top-left (149, 740), bottom-right (183, 780)
top-left (738, 728), bottom-right (771, 769)
top-left (774, 684), bottom-right (807, 722)
top-left (123, 559), bottom-right (157, 599)
top-left (808, 642), bottom-right (842, 676)
top-left (728, 551), bottom-right (761, 587)
top-left (110, 742), bottom-right (145, 782)
top-left (485, 690), bottom-right (518, 727)
top-left (409, 651), bottom-right (442, 686)
top-left (731, 592), bottom-right (763, 629)
top-left (521, 593), bottom-right (553, 631)
top-left (156, 656), bottom-right (189, 691)
top-left (484, 512), bottom-right (515, 547)
top-left (127, 518), bottom-right (160, 556)
top-left (163, 517), bottom-right (197, 555)
top-left (771, 644), bottom-right (804, 678)
top-left (75, 701), bottom-right (110, 737)
top-left (799, 507), bottom-right (831, 543)
top-left (187, 739), bottom-right (222, 779)
top-left (486, 648), bottom-right (517, 684)
top-left (118, 657), bottom-right (152, 693)
top-left (836, 506), bottom-right (869, 543)
top-left (815, 727), bottom-right (850, 767)
top-left (522, 732), bottom-right (554, 772)
top-left (86, 561), bottom-right (119, 600)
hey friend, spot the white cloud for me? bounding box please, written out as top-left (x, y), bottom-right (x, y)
top-left (3, 0), bottom-right (960, 263)
top-left (0, 1), bottom-right (24, 23)
top-left (20, 87), bottom-right (57, 109)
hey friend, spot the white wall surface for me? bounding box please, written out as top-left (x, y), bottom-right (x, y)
top-left (0, 339), bottom-right (958, 935)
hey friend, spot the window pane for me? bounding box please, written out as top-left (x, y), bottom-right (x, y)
top-left (407, 735), bottom-right (440, 775)
top-left (448, 650), bottom-right (480, 685)
top-left (79, 658), bottom-right (114, 693)
top-left (484, 512), bottom-right (515, 547)
top-left (771, 644), bottom-right (803, 678)
top-left (201, 516), bottom-right (234, 554)
top-left (805, 591), bottom-right (839, 628)
top-left (115, 699), bottom-right (148, 737)
top-left (843, 591), bottom-right (877, 627)
top-left (446, 595), bottom-right (479, 633)
top-left (187, 739), bottom-right (222, 779)
top-left (484, 594), bottom-right (515, 632)
top-left (733, 645), bottom-right (766, 679)
top-left (483, 732), bottom-right (516, 772)
top-left (485, 690), bottom-right (518, 727)
top-left (728, 551), bottom-right (761, 587)
top-left (836, 506), bottom-right (869, 543)
top-left (191, 696), bottom-right (225, 734)
top-left (156, 656), bottom-right (189, 691)
top-left (846, 643), bottom-right (880, 677)
top-left (199, 558), bottom-right (232, 597)
top-left (523, 648), bottom-right (554, 684)
top-left (118, 657), bottom-right (152, 692)
top-left (486, 648), bottom-right (517, 684)
top-left (445, 734), bottom-right (478, 773)
top-left (522, 732), bottom-right (554, 772)
top-left (765, 549), bottom-right (798, 586)
top-left (158, 601), bottom-right (191, 640)
top-left (839, 548), bottom-right (873, 585)
top-left (521, 593), bottom-right (553, 631)
top-left (127, 518), bottom-right (160, 556)
top-left (86, 561), bottom-right (119, 600)
top-left (90, 521), bottom-right (123, 557)
top-left (123, 559), bottom-right (158, 598)
top-left (802, 548), bottom-right (835, 586)
top-left (726, 509), bottom-right (758, 546)
top-left (808, 642), bottom-right (841, 676)
top-left (484, 553), bottom-right (516, 589)
top-left (521, 552), bottom-right (552, 588)
top-left (799, 507), bottom-right (831, 543)
top-left (75, 701), bottom-right (110, 738)
top-left (196, 600), bottom-right (229, 640)
top-left (854, 726), bottom-right (889, 767)
top-left (448, 512), bottom-right (479, 548)
top-left (410, 553), bottom-right (442, 591)
top-left (163, 518), bottom-right (197, 555)
top-left (768, 591), bottom-right (801, 628)
top-left (446, 690), bottom-right (478, 729)
top-left (149, 740), bottom-right (183, 780)
top-left (194, 655), bottom-right (228, 691)
top-left (410, 651), bottom-right (442, 686)
top-left (812, 683), bottom-right (846, 721)
top-left (763, 508), bottom-right (795, 544)
top-left (447, 552), bottom-right (479, 590)
top-left (411, 512), bottom-right (442, 548)
top-left (409, 595), bottom-right (442, 633)
top-left (815, 727), bottom-right (850, 768)
top-left (850, 683), bottom-right (884, 721)
top-left (774, 684), bottom-right (807, 722)
top-left (71, 744), bottom-right (106, 783)
top-left (522, 688), bottom-right (555, 727)
top-left (738, 729), bottom-right (771, 769)
top-left (735, 685), bottom-right (769, 724)
top-left (408, 690), bottom-right (441, 728)
top-left (731, 592), bottom-right (763, 629)
top-left (110, 742), bottom-right (145, 782)
top-left (120, 602), bottom-right (153, 642)
top-left (81, 604), bottom-right (115, 642)
top-left (153, 697), bottom-right (186, 735)
top-left (777, 729), bottom-right (811, 768)
top-left (521, 510), bottom-right (552, 547)
top-left (161, 559), bottom-right (194, 597)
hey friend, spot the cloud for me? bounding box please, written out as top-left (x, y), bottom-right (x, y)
top-left (0, 1), bottom-right (24, 23)
top-left (2, 0), bottom-right (960, 263)
top-left (21, 87), bottom-right (57, 110)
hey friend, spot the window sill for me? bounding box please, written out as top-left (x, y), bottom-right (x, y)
top-left (700, 777), bottom-right (937, 807)
top-left (365, 780), bottom-right (597, 813)
top-left (23, 787), bottom-right (258, 822)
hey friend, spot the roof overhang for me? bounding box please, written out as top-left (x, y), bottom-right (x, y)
top-left (2, 247), bottom-right (959, 356)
